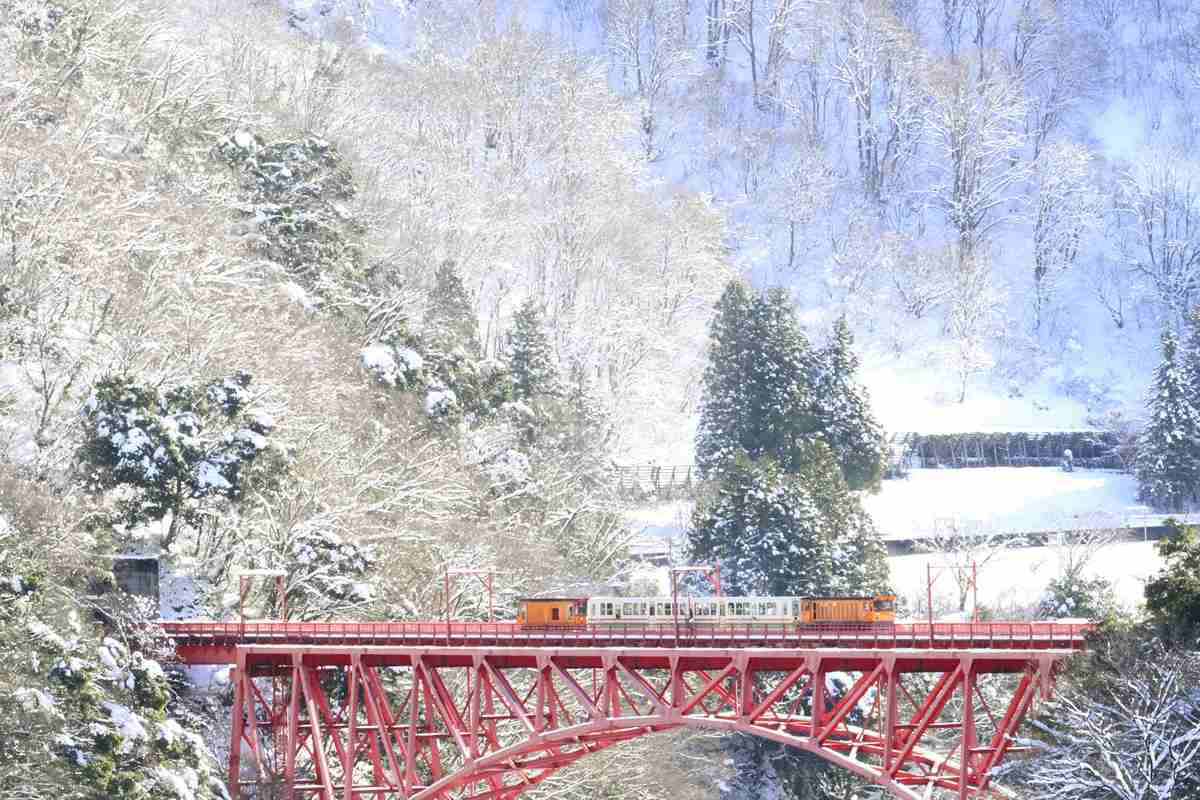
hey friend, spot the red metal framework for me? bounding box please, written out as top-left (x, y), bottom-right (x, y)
top-left (164, 619), bottom-right (1091, 665)
top-left (223, 644), bottom-right (1066, 800)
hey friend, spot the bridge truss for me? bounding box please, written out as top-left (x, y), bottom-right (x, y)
top-left (223, 644), bottom-right (1062, 800)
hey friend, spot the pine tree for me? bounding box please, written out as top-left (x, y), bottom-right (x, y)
top-left (558, 359), bottom-right (612, 458)
top-left (215, 132), bottom-right (361, 285)
top-left (812, 316), bottom-right (889, 492)
top-left (688, 445), bottom-right (887, 597)
top-left (695, 281), bottom-right (754, 476)
top-left (425, 260), bottom-right (480, 357)
top-left (1182, 305), bottom-right (1200, 395)
top-left (696, 282), bottom-right (817, 477)
top-left (1136, 330), bottom-right (1200, 512)
top-left (689, 454), bottom-right (830, 596)
top-left (507, 298), bottom-right (561, 401)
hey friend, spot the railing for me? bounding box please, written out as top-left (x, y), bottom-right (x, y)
top-left (890, 431), bottom-right (1128, 473)
top-left (160, 619), bottom-right (1092, 652)
top-left (613, 464), bottom-right (696, 498)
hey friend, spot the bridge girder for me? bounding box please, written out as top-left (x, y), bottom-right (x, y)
top-left (226, 645), bottom-right (1061, 800)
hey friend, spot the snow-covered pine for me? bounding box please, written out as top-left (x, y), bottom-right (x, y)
top-left (507, 298), bottom-right (562, 403)
top-left (811, 316), bottom-right (888, 493)
top-left (1135, 330), bottom-right (1200, 512)
top-left (215, 130), bottom-right (362, 289)
top-left (695, 280), bottom-right (756, 478)
top-left (696, 281), bottom-right (817, 478)
top-left (688, 447), bottom-right (886, 598)
top-left (418, 261), bottom-right (512, 421)
top-left (78, 373), bottom-right (281, 546)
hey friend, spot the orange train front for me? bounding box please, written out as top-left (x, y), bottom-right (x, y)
top-left (516, 594), bottom-right (896, 627)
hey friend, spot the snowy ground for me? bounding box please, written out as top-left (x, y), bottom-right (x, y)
top-left (629, 468), bottom-right (1153, 543)
top-left (626, 466), bottom-right (1168, 614)
top-left (891, 539), bottom-right (1164, 614)
top-left (862, 467), bottom-right (1150, 539)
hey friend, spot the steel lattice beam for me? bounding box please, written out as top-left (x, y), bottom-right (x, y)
top-left (225, 646), bottom-right (1067, 800)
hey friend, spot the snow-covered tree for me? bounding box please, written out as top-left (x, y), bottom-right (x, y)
top-left (421, 261), bottom-right (510, 420)
top-left (507, 298), bottom-right (561, 402)
top-left (1144, 519), bottom-right (1200, 644)
top-left (690, 454), bottom-right (832, 596)
top-left (1030, 140), bottom-right (1101, 332)
top-left (1117, 156), bottom-right (1200, 323)
top-left (602, 0), bottom-right (692, 158)
top-left (425, 260), bottom-right (480, 356)
top-left (830, 0), bottom-right (926, 205)
top-left (942, 254), bottom-right (1004, 403)
top-left (689, 446), bottom-right (887, 597)
top-left (1182, 305), bottom-right (1200, 399)
top-left (1036, 573), bottom-right (1118, 620)
top-left (0, 468), bottom-right (223, 800)
top-left (1002, 633), bottom-right (1200, 800)
top-left (77, 372), bottom-right (281, 547)
top-left (215, 130), bottom-right (362, 288)
top-left (696, 282), bottom-right (818, 477)
top-left (812, 317), bottom-right (888, 492)
top-left (1135, 330), bottom-right (1200, 512)
top-left (924, 54), bottom-right (1027, 263)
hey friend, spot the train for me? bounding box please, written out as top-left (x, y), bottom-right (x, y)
top-left (516, 593), bottom-right (897, 627)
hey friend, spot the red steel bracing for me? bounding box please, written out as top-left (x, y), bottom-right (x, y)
top-left (163, 619), bottom-right (1091, 665)
top-left (223, 645), bottom-right (1068, 800)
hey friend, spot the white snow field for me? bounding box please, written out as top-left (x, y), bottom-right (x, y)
top-left (861, 467), bottom-right (1150, 539)
top-left (627, 465), bottom-right (1175, 613)
top-left (888, 540), bottom-right (1164, 614)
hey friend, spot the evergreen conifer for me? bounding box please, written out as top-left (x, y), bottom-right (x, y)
top-left (426, 260), bottom-right (480, 357)
top-left (812, 316), bottom-right (888, 492)
top-left (508, 298), bottom-right (561, 401)
top-left (1135, 330), bottom-right (1200, 511)
top-left (1182, 306), bottom-right (1200, 395)
top-left (695, 281), bottom-right (754, 476)
top-left (688, 445), bottom-right (887, 597)
top-left (1144, 519), bottom-right (1200, 643)
top-left (696, 282), bottom-right (818, 476)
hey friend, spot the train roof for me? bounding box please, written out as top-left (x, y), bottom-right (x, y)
top-left (518, 597), bottom-right (587, 602)
top-left (587, 594), bottom-right (895, 601)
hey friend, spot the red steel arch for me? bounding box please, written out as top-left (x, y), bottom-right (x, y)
top-left (221, 644), bottom-right (1064, 800)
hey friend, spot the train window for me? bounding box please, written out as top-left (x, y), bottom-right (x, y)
top-left (552, 607), bottom-right (560, 621)
top-left (874, 599), bottom-right (896, 612)
top-left (622, 602), bottom-right (637, 617)
top-left (792, 600), bottom-right (800, 616)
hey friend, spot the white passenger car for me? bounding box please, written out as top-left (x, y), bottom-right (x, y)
top-left (587, 596), bottom-right (800, 624)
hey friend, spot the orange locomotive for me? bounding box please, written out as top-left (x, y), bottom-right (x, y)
top-left (517, 594), bottom-right (896, 627)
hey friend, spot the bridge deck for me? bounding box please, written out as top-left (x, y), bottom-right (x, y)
top-left (161, 619), bottom-right (1091, 664)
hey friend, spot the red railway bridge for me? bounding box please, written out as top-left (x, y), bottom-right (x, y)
top-left (162, 620), bottom-right (1090, 800)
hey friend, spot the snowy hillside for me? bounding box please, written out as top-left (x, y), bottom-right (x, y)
top-left (344, 0), bottom-right (1200, 463)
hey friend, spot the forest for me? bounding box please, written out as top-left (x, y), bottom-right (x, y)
top-left (0, 0), bottom-right (1198, 799)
